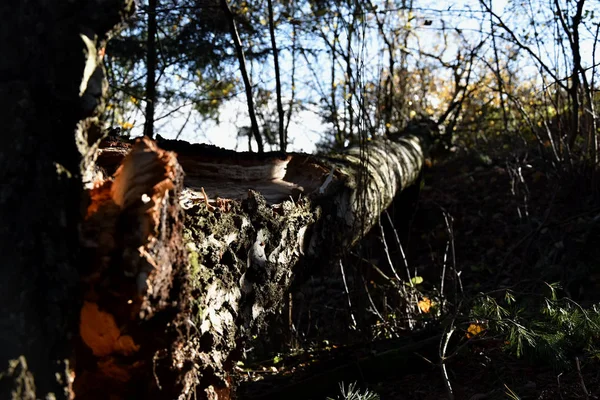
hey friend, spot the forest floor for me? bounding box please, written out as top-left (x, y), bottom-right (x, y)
top-left (237, 147), bottom-right (600, 400)
top-left (367, 150), bottom-right (600, 399)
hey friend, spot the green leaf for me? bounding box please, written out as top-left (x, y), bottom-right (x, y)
top-left (411, 276), bottom-right (424, 285)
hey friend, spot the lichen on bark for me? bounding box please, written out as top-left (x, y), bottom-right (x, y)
top-left (179, 190), bottom-right (315, 397)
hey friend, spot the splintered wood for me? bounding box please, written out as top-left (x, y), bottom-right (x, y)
top-left (76, 137), bottom-right (185, 399)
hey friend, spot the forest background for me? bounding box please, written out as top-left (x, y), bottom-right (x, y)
top-left (107, 0), bottom-right (600, 159)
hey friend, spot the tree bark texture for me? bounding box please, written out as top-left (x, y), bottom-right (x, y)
top-left (0, 0), bottom-right (134, 398)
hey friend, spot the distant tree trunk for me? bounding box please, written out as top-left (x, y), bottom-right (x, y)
top-left (266, 0), bottom-right (286, 152)
top-left (369, 0), bottom-right (395, 135)
top-left (0, 0), bottom-right (134, 398)
top-left (143, 0), bottom-right (158, 138)
top-left (221, 0), bottom-right (264, 153)
top-left (284, 20), bottom-right (297, 136)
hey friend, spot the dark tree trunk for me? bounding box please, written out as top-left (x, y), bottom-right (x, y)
top-left (143, 0), bottom-right (158, 139)
top-left (266, 0), bottom-right (286, 152)
top-left (0, 0), bottom-right (134, 398)
top-left (221, 0), bottom-right (264, 153)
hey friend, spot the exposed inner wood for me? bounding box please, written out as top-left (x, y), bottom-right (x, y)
top-left (99, 137), bottom-right (330, 205)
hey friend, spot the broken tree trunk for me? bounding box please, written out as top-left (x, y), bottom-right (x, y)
top-left (89, 120), bottom-right (438, 399)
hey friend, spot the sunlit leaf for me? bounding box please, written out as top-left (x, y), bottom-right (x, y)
top-left (467, 323), bottom-right (485, 338)
top-left (418, 297), bottom-right (432, 313)
top-left (411, 276), bottom-right (424, 285)
top-left (120, 121), bottom-right (134, 130)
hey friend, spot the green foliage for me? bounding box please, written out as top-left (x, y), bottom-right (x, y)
top-left (470, 286), bottom-right (600, 369)
top-left (99, 0), bottom-right (600, 162)
top-left (104, 0), bottom-right (268, 132)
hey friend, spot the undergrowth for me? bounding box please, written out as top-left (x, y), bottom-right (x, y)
top-left (470, 285), bottom-right (600, 369)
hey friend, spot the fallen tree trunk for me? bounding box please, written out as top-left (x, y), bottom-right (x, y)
top-left (88, 121), bottom-right (438, 398)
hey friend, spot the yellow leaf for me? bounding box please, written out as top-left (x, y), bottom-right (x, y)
top-left (418, 297), bottom-right (432, 313)
top-left (466, 323), bottom-right (485, 338)
top-left (120, 121), bottom-right (134, 130)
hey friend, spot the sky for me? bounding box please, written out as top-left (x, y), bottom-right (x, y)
top-left (155, 100), bottom-right (325, 152)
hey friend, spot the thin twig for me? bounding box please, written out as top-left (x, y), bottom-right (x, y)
top-left (440, 324), bottom-right (455, 400)
top-left (174, 108), bottom-right (193, 140)
top-left (360, 274), bottom-right (385, 324)
top-left (575, 356), bottom-right (590, 399)
top-left (339, 260), bottom-right (357, 329)
top-left (378, 218), bottom-right (402, 283)
top-left (557, 372), bottom-right (565, 400)
top-left (384, 210), bottom-right (412, 282)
